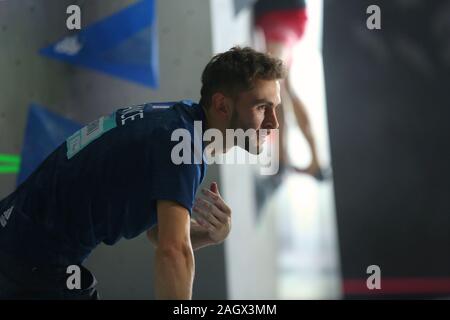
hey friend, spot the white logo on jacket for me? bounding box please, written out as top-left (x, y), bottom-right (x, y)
top-left (0, 206), bottom-right (14, 228)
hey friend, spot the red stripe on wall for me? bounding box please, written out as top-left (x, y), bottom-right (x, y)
top-left (344, 278), bottom-right (450, 295)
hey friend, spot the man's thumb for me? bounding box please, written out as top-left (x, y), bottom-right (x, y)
top-left (210, 182), bottom-right (219, 195)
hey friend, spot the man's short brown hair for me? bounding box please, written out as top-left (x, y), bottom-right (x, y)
top-left (199, 46), bottom-right (286, 108)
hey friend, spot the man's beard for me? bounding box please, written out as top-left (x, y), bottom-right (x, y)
top-left (229, 109), bottom-right (264, 155)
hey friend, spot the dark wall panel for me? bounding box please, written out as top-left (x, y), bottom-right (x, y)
top-left (323, 0), bottom-right (450, 298)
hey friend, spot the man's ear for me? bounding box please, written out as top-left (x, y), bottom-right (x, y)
top-left (211, 92), bottom-right (233, 121)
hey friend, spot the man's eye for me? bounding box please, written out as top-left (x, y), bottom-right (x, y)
top-left (257, 105), bottom-right (266, 111)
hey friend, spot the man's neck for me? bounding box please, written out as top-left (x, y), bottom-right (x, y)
top-left (200, 104), bottom-right (229, 155)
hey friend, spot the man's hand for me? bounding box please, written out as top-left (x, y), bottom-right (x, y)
top-left (192, 182), bottom-right (232, 245)
top-left (147, 182), bottom-right (231, 252)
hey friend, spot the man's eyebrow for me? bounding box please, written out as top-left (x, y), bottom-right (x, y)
top-left (254, 99), bottom-right (282, 108)
top-left (254, 99), bottom-right (274, 106)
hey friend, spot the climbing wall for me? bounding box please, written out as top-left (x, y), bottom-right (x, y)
top-left (0, 0), bottom-right (227, 299)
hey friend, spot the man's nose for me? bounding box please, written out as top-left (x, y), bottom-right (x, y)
top-left (264, 107), bottom-right (279, 130)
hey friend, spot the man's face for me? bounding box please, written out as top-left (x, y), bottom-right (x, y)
top-left (228, 79), bottom-right (281, 154)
